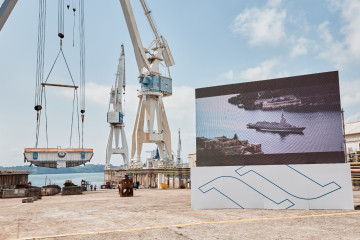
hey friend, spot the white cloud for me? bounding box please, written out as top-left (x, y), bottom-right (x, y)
top-left (290, 37), bottom-right (309, 58)
top-left (318, 21), bottom-right (333, 43)
top-left (319, 0), bottom-right (360, 68)
top-left (328, 0), bottom-right (360, 56)
top-left (218, 59), bottom-right (282, 83)
top-left (267, 0), bottom-right (282, 7)
top-left (163, 85), bottom-right (195, 122)
top-left (340, 80), bottom-right (360, 108)
top-left (346, 112), bottom-right (360, 123)
top-left (318, 22), bottom-right (348, 69)
top-left (239, 59), bottom-right (279, 81)
top-left (275, 71), bottom-right (290, 78)
top-left (219, 70), bottom-right (234, 81)
top-left (342, 93), bottom-right (360, 108)
top-left (229, 1), bottom-right (317, 59)
top-left (85, 82), bottom-right (112, 107)
top-left (230, 0), bottom-right (286, 46)
top-left (56, 82), bottom-right (111, 107)
top-left (339, 0), bottom-right (360, 58)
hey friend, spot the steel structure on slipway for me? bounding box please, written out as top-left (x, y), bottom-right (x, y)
top-left (24, 148), bottom-right (93, 168)
top-left (0, 170), bottom-right (30, 188)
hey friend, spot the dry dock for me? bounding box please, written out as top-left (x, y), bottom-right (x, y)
top-left (1, 189), bottom-right (360, 240)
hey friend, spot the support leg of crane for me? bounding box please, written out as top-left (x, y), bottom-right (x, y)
top-left (105, 127), bottom-right (114, 170)
top-left (131, 92), bottom-right (174, 169)
top-left (159, 97), bottom-right (173, 165)
top-left (106, 125), bottom-right (129, 169)
top-left (114, 126), bottom-right (120, 149)
top-left (131, 96), bottom-right (141, 159)
top-left (120, 126), bottom-right (129, 169)
top-left (130, 95), bottom-right (145, 169)
top-left (148, 97), bottom-right (156, 132)
top-left (135, 95), bottom-right (146, 160)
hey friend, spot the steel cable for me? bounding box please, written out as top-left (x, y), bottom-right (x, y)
top-left (44, 49), bottom-right (61, 84)
top-left (35, 0), bottom-right (46, 106)
top-left (79, 0), bottom-right (86, 148)
top-left (34, 0), bottom-right (46, 147)
top-left (58, 0), bottom-right (64, 38)
top-left (70, 89), bottom-right (76, 147)
top-left (43, 87), bottom-right (49, 148)
top-left (60, 49), bottom-right (76, 86)
top-left (76, 91), bottom-right (81, 148)
top-left (79, 0), bottom-right (85, 111)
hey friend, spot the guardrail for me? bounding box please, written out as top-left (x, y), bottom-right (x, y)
top-left (348, 151), bottom-right (360, 164)
top-left (349, 153), bottom-right (360, 189)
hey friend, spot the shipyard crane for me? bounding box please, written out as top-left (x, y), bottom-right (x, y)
top-left (119, 0), bottom-right (175, 168)
top-left (176, 129), bottom-right (182, 167)
top-left (0, 0), bottom-right (18, 31)
top-left (106, 44), bottom-right (129, 170)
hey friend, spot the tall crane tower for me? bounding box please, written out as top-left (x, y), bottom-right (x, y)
top-left (119, 0), bottom-right (175, 168)
top-left (106, 44), bottom-right (129, 169)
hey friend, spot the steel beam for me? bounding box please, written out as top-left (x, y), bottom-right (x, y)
top-left (0, 0), bottom-right (18, 32)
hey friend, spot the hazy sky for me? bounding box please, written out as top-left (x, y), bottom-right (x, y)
top-left (1, 0), bottom-right (359, 167)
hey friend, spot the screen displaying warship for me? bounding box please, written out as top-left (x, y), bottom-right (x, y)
top-left (196, 71), bottom-right (345, 166)
top-left (247, 114), bottom-right (305, 133)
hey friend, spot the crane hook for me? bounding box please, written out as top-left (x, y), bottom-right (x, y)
top-left (34, 105), bottom-right (42, 111)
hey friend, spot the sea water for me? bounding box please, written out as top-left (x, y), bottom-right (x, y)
top-left (28, 172), bottom-right (104, 188)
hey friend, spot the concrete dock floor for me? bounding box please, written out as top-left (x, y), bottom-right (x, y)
top-left (1, 189), bottom-right (360, 240)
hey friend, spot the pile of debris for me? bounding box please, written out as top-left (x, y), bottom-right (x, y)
top-left (42, 185), bottom-right (61, 196)
top-left (1, 182), bottom-right (41, 199)
top-left (62, 180), bottom-right (82, 195)
top-left (118, 175), bottom-right (133, 197)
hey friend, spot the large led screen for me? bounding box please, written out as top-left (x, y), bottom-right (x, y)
top-left (195, 71), bottom-right (345, 166)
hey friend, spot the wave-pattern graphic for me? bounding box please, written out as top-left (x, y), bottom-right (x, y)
top-left (199, 176), bottom-right (295, 209)
top-left (198, 165), bottom-right (342, 209)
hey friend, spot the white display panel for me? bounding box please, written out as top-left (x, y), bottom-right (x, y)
top-left (191, 163), bottom-right (353, 210)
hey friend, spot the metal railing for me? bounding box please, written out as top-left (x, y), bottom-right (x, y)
top-left (348, 151), bottom-right (360, 164)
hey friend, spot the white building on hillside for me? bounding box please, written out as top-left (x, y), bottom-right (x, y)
top-left (345, 121), bottom-right (360, 162)
top-left (345, 121), bottom-right (360, 152)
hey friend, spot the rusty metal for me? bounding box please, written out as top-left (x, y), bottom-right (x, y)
top-left (41, 82), bottom-right (78, 89)
top-left (118, 175), bottom-right (133, 197)
top-left (0, 170), bottom-right (30, 189)
top-left (24, 148), bottom-right (93, 153)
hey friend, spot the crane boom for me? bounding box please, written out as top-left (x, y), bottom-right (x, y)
top-left (139, 0), bottom-right (159, 40)
top-left (119, 0), bottom-right (150, 74)
top-left (0, 0), bottom-right (18, 32)
top-left (139, 0), bottom-right (175, 68)
top-left (119, 0), bottom-right (174, 76)
top-left (114, 44), bottom-right (125, 112)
